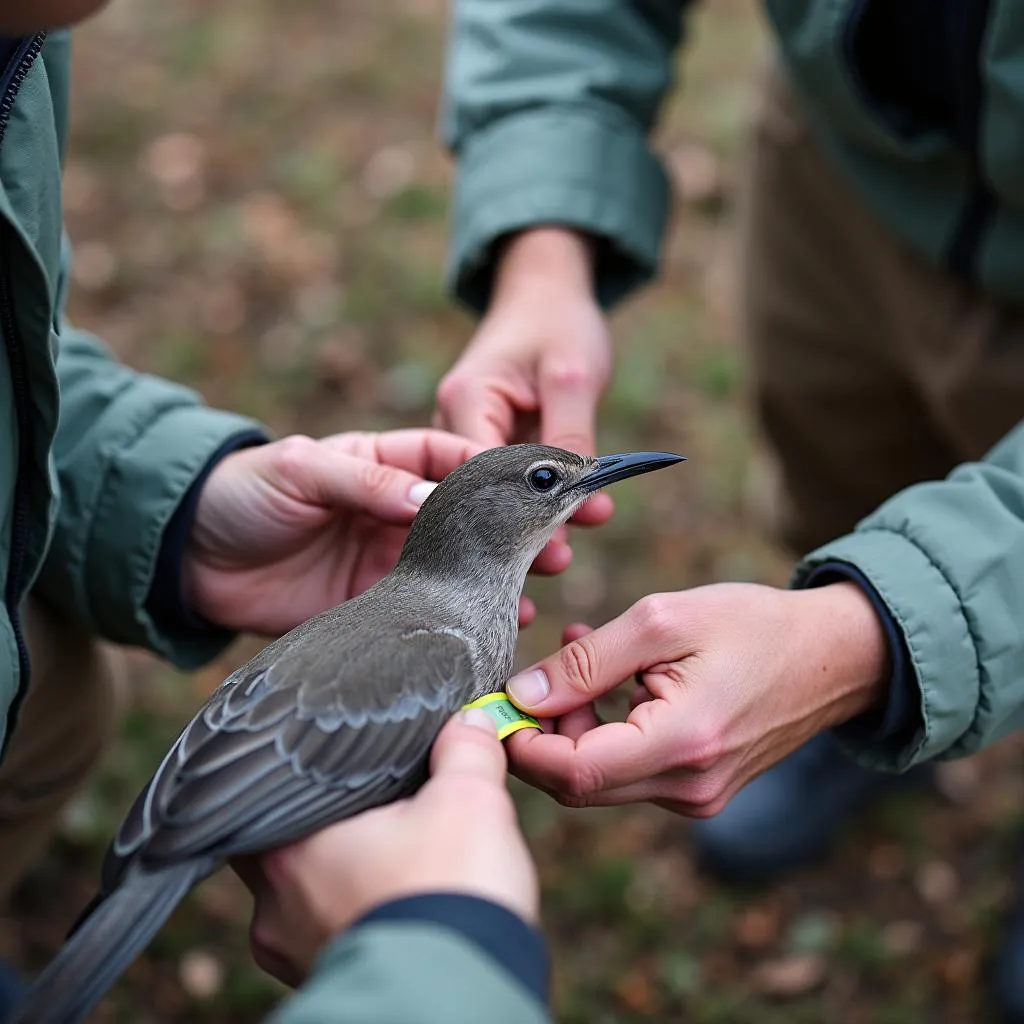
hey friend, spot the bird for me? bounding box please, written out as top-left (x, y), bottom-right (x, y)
top-left (12, 442), bottom-right (684, 1023)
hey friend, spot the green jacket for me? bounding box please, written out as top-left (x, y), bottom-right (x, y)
top-left (3, 29), bottom-right (549, 1022)
top-left (442, 0), bottom-right (1024, 771)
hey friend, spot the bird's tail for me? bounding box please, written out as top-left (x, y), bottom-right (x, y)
top-left (11, 859), bottom-right (209, 1024)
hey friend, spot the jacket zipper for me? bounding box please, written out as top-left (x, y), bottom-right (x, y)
top-left (0, 31), bottom-right (46, 753)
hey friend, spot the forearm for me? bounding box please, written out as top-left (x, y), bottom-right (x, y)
top-left (443, 0), bottom-right (689, 313)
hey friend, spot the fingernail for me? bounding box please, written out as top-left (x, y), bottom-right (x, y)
top-left (408, 481), bottom-right (437, 507)
top-left (507, 669), bottom-right (550, 709)
top-left (460, 707), bottom-right (498, 733)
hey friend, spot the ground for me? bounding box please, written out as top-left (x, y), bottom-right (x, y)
top-left (4, 1), bottom-right (1023, 1021)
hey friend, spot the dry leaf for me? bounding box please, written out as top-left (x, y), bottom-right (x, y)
top-left (751, 954), bottom-right (826, 997)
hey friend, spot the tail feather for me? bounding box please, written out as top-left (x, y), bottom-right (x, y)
top-left (11, 859), bottom-right (210, 1024)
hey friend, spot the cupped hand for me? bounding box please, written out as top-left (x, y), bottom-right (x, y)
top-left (182, 428), bottom-right (555, 635)
top-left (433, 228), bottom-right (615, 541)
top-left (235, 712), bottom-right (538, 987)
top-left (502, 582), bottom-right (891, 816)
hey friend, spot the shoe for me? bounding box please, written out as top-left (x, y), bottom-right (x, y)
top-left (0, 958), bottom-right (24, 1023)
top-left (689, 731), bottom-right (934, 883)
top-left (993, 855), bottom-right (1024, 1023)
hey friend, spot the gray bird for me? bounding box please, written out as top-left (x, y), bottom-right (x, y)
top-left (13, 442), bottom-right (684, 1024)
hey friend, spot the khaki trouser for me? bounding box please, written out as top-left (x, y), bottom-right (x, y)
top-left (741, 63), bottom-right (1024, 556)
top-left (0, 595), bottom-right (124, 898)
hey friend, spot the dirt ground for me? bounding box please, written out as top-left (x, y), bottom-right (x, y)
top-left (3, 2), bottom-right (1022, 1021)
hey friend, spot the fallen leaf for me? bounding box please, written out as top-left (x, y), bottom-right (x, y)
top-left (915, 860), bottom-right (958, 905)
top-left (363, 144), bottom-right (417, 199)
top-left (934, 760), bottom-right (982, 805)
top-left (179, 949), bottom-right (223, 1000)
top-left (614, 964), bottom-right (660, 1015)
top-left (868, 842), bottom-right (905, 880)
top-left (734, 906), bottom-right (780, 950)
top-left (72, 241), bottom-right (117, 292)
top-left (883, 919), bottom-right (923, 956)
top-left (751, 953), bottom-right (826, 998)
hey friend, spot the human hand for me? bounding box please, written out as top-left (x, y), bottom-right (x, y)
top-left (434, 228), bottom-right (615, 542)
top-left (503, 582), bottom-right (891, 816)
top-left (183, 428), bottom-right (549, 635)
top-left (237, 712), bottom-right (538, 987)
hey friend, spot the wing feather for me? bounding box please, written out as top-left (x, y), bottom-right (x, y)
top-left (103, 624), bottom-right (476, 889)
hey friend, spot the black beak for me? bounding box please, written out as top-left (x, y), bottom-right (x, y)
top-left (574, 451), bottom-right (686, 493)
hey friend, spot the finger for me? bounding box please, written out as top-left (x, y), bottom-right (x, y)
top-left (537, 364), bottom-right (600, 455)
top-left (278, 445), bottom-right (442, 524)
top-left (561, 622), bottom-right (593, 645)
top-left (630, 683), bottom-right (653, 711)
top-left (570, 491), bottom-right (615, 526)
top-left (649, 768), bottom-right (748, 819)
top-left (435, 378), bottom-right (515, 449)
top-left (506, 596), bottom-right (686, 716)
top-left (518, 596), bottom-right (536, 628)
top-left (529, 538), bottom-right (573, 576)
top-left (428, 711), bottom-right (508, 785)
top-left (250, 912), bottom-right (305, 989)
top-left (368, 429), bottom-right (486, 484)
top-left (506, 712), bottom-right (680, 796)
top-left (556, 703), bottom-right (602, 741)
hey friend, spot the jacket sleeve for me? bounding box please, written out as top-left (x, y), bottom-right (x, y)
top-left (35, 234), bottom-right (270, 668)
top-left (269, 895), bottom-right (551, 1024)
top-left (791, 419), bottom-right (1024, 772)
top-left (442, 0), bottom-right (690, 314)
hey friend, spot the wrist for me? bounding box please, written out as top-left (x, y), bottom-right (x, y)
top-left (793, 581), bottom-right (891, 724)
top-left (492, 227), bottom-right (596, 308)
top-left (147, 431), bottom-right (266, 635)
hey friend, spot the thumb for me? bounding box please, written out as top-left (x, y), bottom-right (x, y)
top-left (427, 710), bottom-right (508, 785)
top-left (538, 362), bottom-right (601, 455)
top-left (507, 605), bottom-right (667, 716)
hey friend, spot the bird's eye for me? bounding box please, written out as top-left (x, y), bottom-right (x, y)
top-left (528, 466), bottom-right (560, 492)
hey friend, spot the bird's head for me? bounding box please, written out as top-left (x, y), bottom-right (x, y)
top-left (399, 443), bottom-right (685, 583)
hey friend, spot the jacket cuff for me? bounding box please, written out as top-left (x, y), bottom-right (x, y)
top-left (797, 560), bottom-right (921, 749)
top-left (146, 430), bottom-right (268, 637)
top-left (448, 105), bottom-right (671, 315)
top-left (350, 894), bottom-right (548, 1004)
top-left (85, 406), bottom-right (268, 668)
top-left (792, 528), bottom-right (980, 771)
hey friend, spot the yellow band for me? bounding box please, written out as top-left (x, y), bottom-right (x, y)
top-left (462, 692), bottom-right (542, 740)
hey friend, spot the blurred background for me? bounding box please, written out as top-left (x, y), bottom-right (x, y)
top-left (5, 1), bottom-right (1023, 1021)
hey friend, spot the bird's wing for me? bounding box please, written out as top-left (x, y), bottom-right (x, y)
top-left (100, 624), bottom-right (476, 891)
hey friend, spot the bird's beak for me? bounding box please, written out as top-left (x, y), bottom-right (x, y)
top-left (574, 451), bottom-right (686, 493)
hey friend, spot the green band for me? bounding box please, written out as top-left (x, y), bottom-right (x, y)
top-left (462, 692), bottom-right (542, 740)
